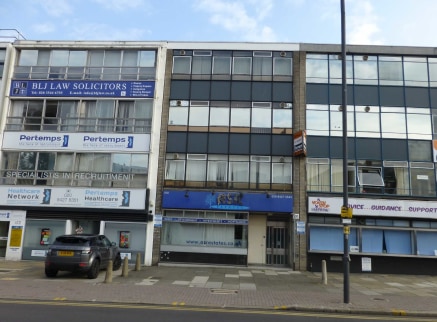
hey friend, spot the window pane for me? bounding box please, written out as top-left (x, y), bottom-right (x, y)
top-left (306, 57), bottom-right (328, 82)
top-left (169, 106), bottom-right (188, 126)
top-left (212, 57), bottom-right (231, 74)
top-left (251, 108), bottom-right (271, 128)
top-left (210, 107), bottom-right (229, 126)
top-left (404, 60), bottom-right (428, 86)
top-left (231, 109), bottom-right (250, 127)
top-left (51, 50), bottom-right (69, 66)
top-left (253, 57), bottom-right (272, 76)
top-left (173, 56), bottom-right (191, 74)
top-left (379, 59), bottom-right (403, 85)
top-left (139, 51), bottom-right (156, 67)
top-left (354, 56), bottom-right (378, 84)
top-left (410, 167), bottom-right (435, 196)
top-left (192, 56), bottom-right (211, 75)
top-left (273, 109), bottom-right (292, 128)
top-left (189, 106), bottom-right (209, 126)
top-left (69, 51), bottom-right (87, 66)
top-left (233, 57), bottom-right (251, 75)
top-left (273, 57), bottom-right (292, 76)
top-left (19, 50), bottom-right (38, 66)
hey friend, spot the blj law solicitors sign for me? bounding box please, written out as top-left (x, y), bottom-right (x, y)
top-left (10, 80), bottom-right (155, 98)
top-left (4, 187), bottom-right (146, 210)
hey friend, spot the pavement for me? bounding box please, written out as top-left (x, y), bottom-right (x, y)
top-left (1, 259), bottom-right (437, 318)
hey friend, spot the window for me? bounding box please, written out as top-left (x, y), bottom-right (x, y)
top-left (383, 161), bottom-right (409, 195)
top-left (251, 102), bottom-right (271, 130)
top-left (249, 156), bottom-right (271, 189)
top-left (406, 108), bottom-right (431, 140)
top-left (173, 56), bottom-right (191, 74)
top-left (186, 154), bottom-right (207, 186)
top-left (355, 105), bottom-right (380, 138)
top-left (233, 57), bottom-right (251, 75)
top-left (207, 155), bottom-right (228, 187)
top-left (331, 159), bottom-right (356, 193)
top-left (188, 101), bottom-right (209, 129)
top-left (209, 102), bottom-right (230, 130)
top-left (271, 156), bottom-right (292, 188)
top-left (192, 52), bottom-right (212, 75)
top-left (306, 104), bottom-right (329, 136)
top-left (328, 54), bottom-right (353, 84)
top-left (273, 57), bottom-right (292, 76)
top-left (357, 166), bottom-right (384, 187)
top-left (379, 56), bottom-right (403, 86)
top-left (307, 158), bottom-right (330, 192)
top-left (229, 155), bottom-right (249, 189)
top-left (169, 100), bottom-right (189, 128)
top-left (403, 57), bottom-right (428, 87)
top-left (381, 106), bottom-right (406, 139)
top-left (212, 57), bottom-right (231, 75)
top-left (353, 55), bottom-right (378, 85)
top-left (253, 52), bottom-right (272, 78)
top-left (306, 54), bottom-right (328, 83)
top-left (410, 162), bottom-right (435, 197)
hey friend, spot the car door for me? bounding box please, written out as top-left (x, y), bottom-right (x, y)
top-left (98, 235), bottom-right (111, 267)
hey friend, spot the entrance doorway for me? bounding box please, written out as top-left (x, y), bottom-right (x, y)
top-left (266, 221), bottom-right (288, 266)
top-left (0, 222), bottom-right (10, 257)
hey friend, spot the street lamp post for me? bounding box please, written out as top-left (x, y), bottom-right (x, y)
top-left (340, 0), bottom-right (351, 304)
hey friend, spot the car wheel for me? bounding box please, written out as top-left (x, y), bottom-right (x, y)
top-left (113, 254), bottom-right (122, 271)
top-left (45, 268), bottom-right (58, 278)
top-left (87, 259), bottom-right (100, 279)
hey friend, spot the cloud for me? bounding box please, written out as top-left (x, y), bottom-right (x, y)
top-left (68, 23), bottom-right (150, 41)
top-left (32, 23), bottom-right (56, 34)
top-left (194, 0), bottom-right (278, 42)
top-left (92, 0), bottom-right (147, 11)
top-left (39, 0), bottom-right (73, 17)
top-left (347, 0), bottom-right (383, 45)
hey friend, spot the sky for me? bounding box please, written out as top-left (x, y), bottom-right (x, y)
top-left (0, 0), bottom-right (436, 47)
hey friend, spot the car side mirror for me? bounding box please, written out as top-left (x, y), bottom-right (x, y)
top-left (111, 242), bottom-right (116, 246)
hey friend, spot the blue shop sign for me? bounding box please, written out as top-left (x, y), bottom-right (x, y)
top-left (162, 190), bottom-right (293, 213)
top-left (10, 80), bottom-right (155, 98)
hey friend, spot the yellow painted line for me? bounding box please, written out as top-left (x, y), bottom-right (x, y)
top-left (0, 299), bottom-right (433, 321)
top-left (0, 277), bottom-right (19, 281)
top-left (392, 309), bottom-right (407, 316)
top-left (53, 298), bottom-right (67, 301)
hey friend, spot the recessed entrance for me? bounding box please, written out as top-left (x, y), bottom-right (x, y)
top-left (266, 221), bottom-right (288, 266)
top-left (0, 222), bottom-right (10, 257)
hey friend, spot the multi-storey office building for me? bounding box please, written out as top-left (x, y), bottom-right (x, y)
top-left (0, 41), bottom-right (166, 264)
top-left (158, 42), bottom-right (437, 274)
top-left (1, 40), bottom-right (437, 275)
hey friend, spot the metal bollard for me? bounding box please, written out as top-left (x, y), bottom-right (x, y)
top-left (135, 253), bottom-right (141, 271)
top-left (122, 256), bottom-right (129, 277)
top-left (104, 260), bottom-right (113, 283)
top-left (321, 260), bottom-right (328, 285)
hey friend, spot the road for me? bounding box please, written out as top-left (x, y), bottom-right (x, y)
top-left (0, 300), bottom-right (428, 322)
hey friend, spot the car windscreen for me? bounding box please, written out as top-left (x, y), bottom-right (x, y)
top-left (54, 237), bottom-right (90, 246)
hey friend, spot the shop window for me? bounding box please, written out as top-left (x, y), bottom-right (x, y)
top-left (416, 231), bottom-right (437, 255)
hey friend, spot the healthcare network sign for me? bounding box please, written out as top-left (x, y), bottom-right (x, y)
top-left (3, 187), bottom-right (146, 210)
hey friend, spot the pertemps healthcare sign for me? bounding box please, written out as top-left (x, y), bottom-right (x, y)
top-left (10, 80), bottom-right (155, 98)
top-left (3, 132), bottom-right (150, 152)
top-left (3, 187), bottom-right (146, 210)
top-left (308, 196), bottom-right (437, 219)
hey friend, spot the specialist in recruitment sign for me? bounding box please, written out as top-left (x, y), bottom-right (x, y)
top-left (10, 80), bottom-right (155, 98)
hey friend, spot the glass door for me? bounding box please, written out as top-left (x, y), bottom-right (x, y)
top-left (0, 222), bottom-right (10, 257)
top-left (266, 221), bottom-right (288, 266)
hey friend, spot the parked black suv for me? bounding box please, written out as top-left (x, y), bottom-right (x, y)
top-left (45, 234), bottom-right (122, 279)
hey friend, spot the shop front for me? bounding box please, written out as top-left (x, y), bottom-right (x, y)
top-left (307, 195), bottom-right (437, 274)
top-left (160, 190), bottom-right (293, 266)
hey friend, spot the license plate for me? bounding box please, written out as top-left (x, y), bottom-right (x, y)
top-left (57, 251), bottom-right (74, 256)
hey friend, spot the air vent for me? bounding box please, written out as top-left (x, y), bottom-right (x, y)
top-left (180, 49), bottom-right (186, 56)
top-left (280, 51), bottom-right (286, 57)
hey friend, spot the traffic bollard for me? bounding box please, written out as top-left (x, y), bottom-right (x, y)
top-left (122, 256), bottom-right (129, 277)
top-left (104, 260), bottom-right (113, 283)
top-left (135, 253), bottom-right (141, 271)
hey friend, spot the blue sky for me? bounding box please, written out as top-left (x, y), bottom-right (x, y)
top-left (1, 0), bottom-right (436, 47)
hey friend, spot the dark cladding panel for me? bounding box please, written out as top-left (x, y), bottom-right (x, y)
top-left (250, 134), bottom-right (271, 154)
top-left (208, 133), bottom-right (229, 153)
top-left (170, 80), bottom-right (190, 100)
top-left (187, 132), bottom-right (208, 153)
top-left (229, 133), bottom-right (250, 154)
top-left (166, 132), bottom-right (187, 153)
